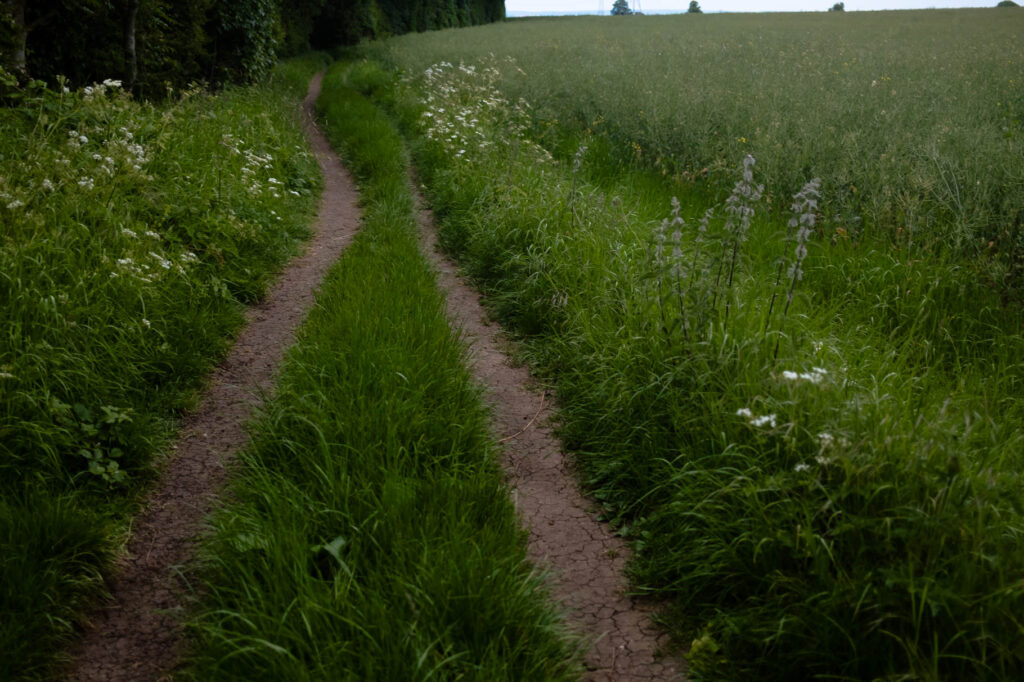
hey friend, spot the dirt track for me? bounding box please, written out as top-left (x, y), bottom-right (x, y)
top-left (66, 72), bottom-right (684, 681)
top-left (413, 189), bottom-right (686, 681)
top-left (67, 72), bottom-right (363, 682)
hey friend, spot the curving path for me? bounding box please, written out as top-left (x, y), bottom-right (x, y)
top-left (66, 71), bottom-right (685, 681)
top-left (67, 73), bottom-right (363, 682)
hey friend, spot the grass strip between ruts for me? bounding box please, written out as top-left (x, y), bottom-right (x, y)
top-left (180, 61), bottom-right (580, 680)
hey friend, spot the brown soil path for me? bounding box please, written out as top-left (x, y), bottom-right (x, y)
top-left (67, 73), bottom-right (362, 682)
top-left (413, 190), bottom-right (687, 681)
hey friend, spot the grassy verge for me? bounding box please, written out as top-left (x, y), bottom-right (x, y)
top-left (0, 54), bottom-right (328, 679)
top-left (357, 54), bottom-right (1024, 681)
top-left (180, 61), bottom-right (580, 680)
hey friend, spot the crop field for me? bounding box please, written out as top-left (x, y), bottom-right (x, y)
top-left (374, 10), bottom-right (1024, 258)
top-left (354, 8), bottom-right (1024, 680)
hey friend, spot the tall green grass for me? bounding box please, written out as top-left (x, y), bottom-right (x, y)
top-left (357, 49), bottom-right (1024, 680)
top-left (181, 62), bottom-right (580, 680)
top-left (0, 56), bottom-right (326, 679)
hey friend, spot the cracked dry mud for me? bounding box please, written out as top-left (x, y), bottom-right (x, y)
top-left (414, 191), bottom-right (687, 681)
top-left (67, 73), bottom-right (362, 682)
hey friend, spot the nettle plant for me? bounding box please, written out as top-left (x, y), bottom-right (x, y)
top-left (649, 155), bottom-right (822, 357)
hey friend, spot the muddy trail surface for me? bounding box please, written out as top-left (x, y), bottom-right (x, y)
top-left (413, 189), bottom-right (687, 681)
top-left (67, 73), bottom-right (362, 682)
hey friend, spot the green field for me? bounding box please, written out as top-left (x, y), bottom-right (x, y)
top-left (374, 10), bottom-right (1024, 261)
top-left (353, 8), bottom-right (1024, 680)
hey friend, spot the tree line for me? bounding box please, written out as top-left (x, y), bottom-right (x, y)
top-left (0, 0), bottom-right (504, 95)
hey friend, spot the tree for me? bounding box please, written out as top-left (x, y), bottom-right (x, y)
top-left (0, 0), bottom-right (27, 77)
top-left (996, 0), bottom-right (1019, 6)
top-left (688, 1), bottom-right (702, 12)
top-left (610, 0), bottom-right (632, 15)
top-left (829, 2), bottom-right (845, 10)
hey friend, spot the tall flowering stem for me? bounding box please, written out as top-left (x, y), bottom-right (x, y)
top-left (654, 214), bottom-right (670, 339)
top-left (570, 143), bottom-right (588, 230)
top-left (668, 197), bottom-right (689, 342)
top-left (773, 178), bottom-right (821, 362)
top-left (652, 197), bottom-right (690, 343)
top-left (714, 154), bottom-right (763, 319)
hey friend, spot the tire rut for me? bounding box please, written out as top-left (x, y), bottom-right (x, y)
top-left (412, 186), bottom-right (688, 681)
top-left (66, 72), bottom-right (362, 682)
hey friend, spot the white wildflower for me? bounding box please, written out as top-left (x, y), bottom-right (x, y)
top-left (141, 318), bottom-right (151, 328)
top-left (149, 251), bottom-right (172, 269)
top-left (794, 462), bottom-right (811, 472)
top-left (42, 179), bottom-right (55, 191)
top-left (779, 367), bottom-right (828, 385)
top-left (787, 178), bottom-right (820, 287)
top-left (6, 199), bottom-right (24, 210)
top-left (737, 408), bottom-right (777, 429)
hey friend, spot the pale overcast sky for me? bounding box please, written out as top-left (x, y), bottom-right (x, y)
top-left (507, 0), bottom-right (1001, 14)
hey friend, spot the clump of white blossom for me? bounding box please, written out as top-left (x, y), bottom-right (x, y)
top-left (736, 407), bottom-right (778, 429)
top-left (416, 58), bottom-right (552, 167)
top-left (779, 366), bottom-right (829, 385)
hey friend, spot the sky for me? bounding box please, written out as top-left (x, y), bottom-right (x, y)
top-left (506, 0), bottom-right (1002, 14)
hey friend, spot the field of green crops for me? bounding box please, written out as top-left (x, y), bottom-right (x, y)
top-left (353, 8), bottom-right (1024, 680)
